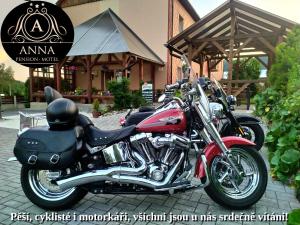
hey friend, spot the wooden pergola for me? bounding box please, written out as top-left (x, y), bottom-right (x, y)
top-left (167, 0), bottom-right (297, 95)
top-left (29, 9), bottom-right (164, 103)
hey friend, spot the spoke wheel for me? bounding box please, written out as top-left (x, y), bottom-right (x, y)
top-left (28, 170), bottom-right (76, 201)
top-left (210, 148), bottom-right (259, 199)
top-left (204, 146), bottom-right (267, 209)
top-left (21, 166), bottom-right (87, 210)
top-left (241, 126), bottom-right (256, 142)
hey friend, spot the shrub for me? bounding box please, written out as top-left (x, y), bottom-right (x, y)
top-left (253, 87), bottom-right (282, 121)
top-left (107, 78), bottom-right (132, 110)
top-left (268, 26), bottom-right (300, 94)
top-left (254, 27), bottom-right (300, 199)
top-left (131, 91), bottom-right (147, 108)
top-left (288, 209), bottom-right (300, 225)
top-left (92, 99), bottom-right (100, 112)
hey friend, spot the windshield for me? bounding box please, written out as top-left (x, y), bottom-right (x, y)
top-left (181, 55), bottom-right (211, 117)
top-left (211, 78), bottom-right (228, 105)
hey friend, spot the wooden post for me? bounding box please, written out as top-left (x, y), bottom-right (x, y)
top-left (86, 55), bottom-right (92, 103)
top-left (188, 45), bottom-right (193, 65)
top-left (199, 55), bottom-right (204, 76)
top-left (139, 59), bottom-right (144, 89)
top-left (55, 64), bottom-right (61, 92)
top-left (227, 5), bottom-right (236, 94)
top-left (151, 64), bottom-right (156, 100)
top-left (236, 55), bottom-right (240, 81)
top-left (29, 68), bottom-right (34, 102)
top-left (122, 53), bottom-right (128, 77)
top-left (207, 59), bottom-right (211, 79)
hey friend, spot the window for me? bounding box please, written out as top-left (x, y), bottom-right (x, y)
top-left (179, 15), bottom-right (184, 33)
top-left (33, 67), bottom-right (54, 78)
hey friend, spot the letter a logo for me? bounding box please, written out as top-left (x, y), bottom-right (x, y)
top-left (31, 19), bottom-right (43, 32)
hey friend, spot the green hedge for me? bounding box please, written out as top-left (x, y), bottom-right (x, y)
top-left (254, 26), bottom-right (300, 200)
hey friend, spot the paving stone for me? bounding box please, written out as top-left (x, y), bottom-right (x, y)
top-left (0, 121), bottom-right (299, 225)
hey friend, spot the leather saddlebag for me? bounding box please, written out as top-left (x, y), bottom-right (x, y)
top-left (14, 126), bottom-right (78, 169)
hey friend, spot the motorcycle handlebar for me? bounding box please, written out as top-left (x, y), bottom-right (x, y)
top-left (165, 82), bottom-right (180, 91)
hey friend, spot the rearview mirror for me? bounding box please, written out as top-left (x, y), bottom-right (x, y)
top-left (158, 94), bottom-right (166, 103)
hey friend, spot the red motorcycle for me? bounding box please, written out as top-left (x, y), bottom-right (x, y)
top-left (11, 56), bottom-right (267, 210)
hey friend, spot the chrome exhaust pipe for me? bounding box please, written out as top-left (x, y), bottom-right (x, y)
top-left (57, 152), bottom-right (184, 191)
top-left (113, 152), bottom-right (184, 189)
top-left (57, 152), bottom-right (147, 191)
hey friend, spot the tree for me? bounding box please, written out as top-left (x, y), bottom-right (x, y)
top-left (268, 26), bottom-right (300, 95)
top-left (0, 63), bottom-right (25, 96)
top-left (0, 63), bottom-right (14, 94)
top-left (232, 58), bottom-right (260, 96)
top-left (232, 58), bottom-right (260, 80)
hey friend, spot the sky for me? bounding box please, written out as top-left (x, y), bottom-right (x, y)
top-left (0, 0), bottom-right (300, 82)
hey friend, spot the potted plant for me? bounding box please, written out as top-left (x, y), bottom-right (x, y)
top-left (92, 99), bottom-right (101, 118)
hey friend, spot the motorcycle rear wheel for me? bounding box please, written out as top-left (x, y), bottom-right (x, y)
top-left (21, 166), bottom-right (87, 210)
top-left (204, 146), bottom-right (267, 209)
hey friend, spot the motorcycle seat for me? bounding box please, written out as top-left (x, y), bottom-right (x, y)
top-left (85, 125), bottom-right (136, 147)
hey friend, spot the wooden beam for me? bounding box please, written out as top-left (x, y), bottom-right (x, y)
top-left (111, 54), bottom-right (122, 62)
top-left (76, 57), bottom-right (87, 69)
top-left (168, 1), bottom-right (230, 45)
top-left (209, 59), bottom-right (222, 70)
top-left (233, 37), bottom-right (253, 56)
top-left (58, 57), bottom-right (69, 69)
top-left (193, 32), bottom-right (275, 44)
top-left (192, 13), bottom-right (231, 40)
top-left (255, 56), bottom-right (268, 68)
top-left (240, 56), bottom-right (253, 67)
top-left (211, 41), bottom-right (228, 57)
top-left (91, 54), bottom-right (102, 68)
top-left (219, 78), bottom-right (267, 84)
top-left (257, 37), bottom-right (276, 53)
top-left (235, 11), bottom-right (281, 32)
top-left (92, 61), bottom-right (123, 66)
top-left (237, 19), bottom-right (271, 34)
top-left (192, 42), bottom-right (208, 58)
top-left (234, 83), bottom-right (251, 97)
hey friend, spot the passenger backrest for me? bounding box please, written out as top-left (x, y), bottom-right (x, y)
top-left (44, 86), bottom-right (63, 105)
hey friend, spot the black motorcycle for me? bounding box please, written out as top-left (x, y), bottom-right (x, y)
top-left (121, 78), bottom-right (265, 150)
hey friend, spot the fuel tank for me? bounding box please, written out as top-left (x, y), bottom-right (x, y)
top-left (136, 108), bottom-right (187, 134)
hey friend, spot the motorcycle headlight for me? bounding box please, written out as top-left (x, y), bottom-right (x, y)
top-left (209, 102), bottom-right (223, 118)
top-left (227, 95), bottom-right (237, 106)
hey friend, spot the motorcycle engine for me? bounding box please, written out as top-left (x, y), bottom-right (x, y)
top-left (130, 133), bottom-right (189, 181)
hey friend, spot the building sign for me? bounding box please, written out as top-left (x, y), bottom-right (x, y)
top-left (142, 83), bottom-right (153, 103)
top-left (1, 1), bottom-right (74, 68)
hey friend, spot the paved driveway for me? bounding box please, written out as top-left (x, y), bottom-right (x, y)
top-left (0, 113), bottom-right (299, 225)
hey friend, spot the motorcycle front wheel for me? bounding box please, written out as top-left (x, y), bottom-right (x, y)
top-left (204, 146), bottom-right (267, 209)
top-left (21, 166), bottom-right (87, 210)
